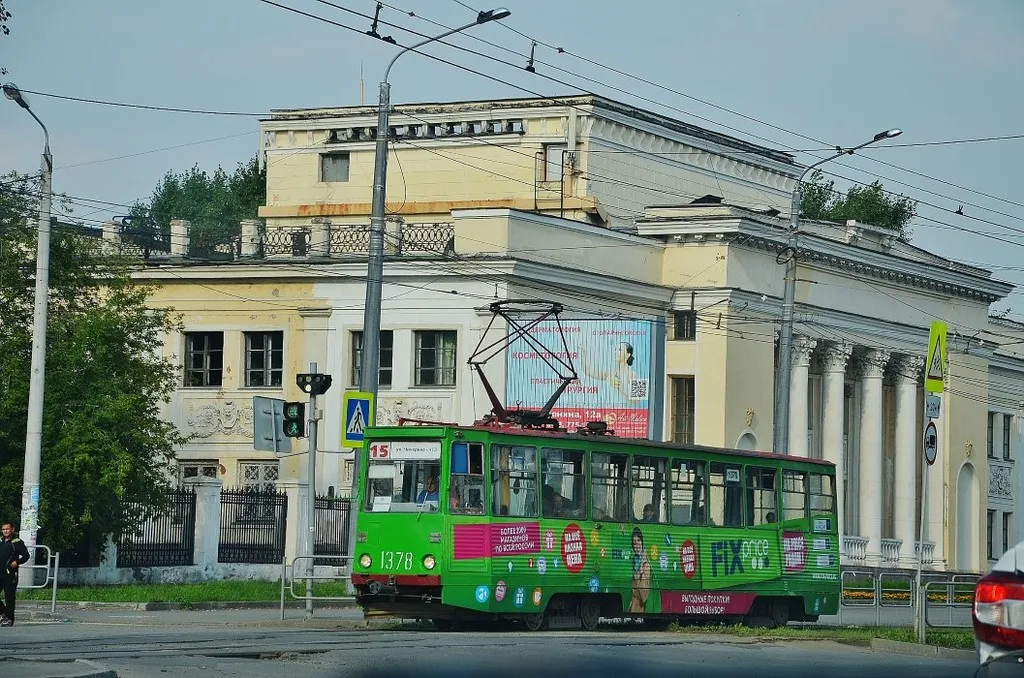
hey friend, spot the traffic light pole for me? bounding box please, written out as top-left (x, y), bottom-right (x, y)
top-left (305, 362), bottom-right (319, 619)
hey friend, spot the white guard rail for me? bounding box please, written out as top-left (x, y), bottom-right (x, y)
top-left (279, 554), bottom-right (355, 619)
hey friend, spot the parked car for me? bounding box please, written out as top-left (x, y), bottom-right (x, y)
top-left (973, 539), bottom-right (1024, 676)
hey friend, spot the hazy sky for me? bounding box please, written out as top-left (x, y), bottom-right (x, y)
top-left (2, 0), bottom-right (1023, 314)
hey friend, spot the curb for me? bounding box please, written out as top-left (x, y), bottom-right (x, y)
top-left (0, 658), bottom-right (117, 678)
top-left (869, 637), bottom-right (975, 661)
top-left (22, 599), bottom-right (359, 612)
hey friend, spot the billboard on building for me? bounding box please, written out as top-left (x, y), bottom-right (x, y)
top-left (506, 319), bottom-right (653, 438)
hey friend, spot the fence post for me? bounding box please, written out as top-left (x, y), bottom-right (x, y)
top-left (184, 476), bottom-right (222, 568)
top-left (279, 481), bottom-right (307, 566)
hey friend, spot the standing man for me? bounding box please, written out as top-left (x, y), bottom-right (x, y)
top-left (0, 522), bottom-right (31, 626)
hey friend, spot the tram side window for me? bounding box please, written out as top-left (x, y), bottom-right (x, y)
top-left (490, 444), bottom-right (538, 517)
top-left (450, 442), bottom-right (485, 514)
top-left (782, 470), bottom-right (808, 521)
top-left (745, 467), bottom-right (777, 526)
top-left (709, 463), bottom-right (743, 527)
top-left (809, 473), bottom-right (835, 514)
top-left (670, 459), bottom-right (706, 525)
top-left (632, 455), bottom-right (669, 523)
top-left (541, 448), bottom-right (586, 519)
top-left (592, 453), bottom-right (629, 521)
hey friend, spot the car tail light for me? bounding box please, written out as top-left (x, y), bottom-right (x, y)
top-left (974, 572), bottom-right (1024, 649)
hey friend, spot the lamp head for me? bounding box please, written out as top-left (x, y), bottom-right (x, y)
top-left (873, 128), bottom-right (902, 141)
top-left (2, 82), bottom-right (30, 110)
top-left (477, 7), bottom-right (511, 23)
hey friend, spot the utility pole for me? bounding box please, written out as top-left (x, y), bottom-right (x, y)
top-left (3, 83), bottom-right (52, 561)
top-left (295, 367), bottom-right (331, 618)
top-left (772, 128), bottom-right (902, 454)
top-left (351, 8), bottom-right (511, 555)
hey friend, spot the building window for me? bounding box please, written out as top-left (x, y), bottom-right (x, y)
top-left (240, 461), bottom-right (279, 493)
top-left (245, 331), bottom-right (283, 387)
top-left (543, 142), bottom-right (568, 181)
top-left (988, 509), bottom-right (995, 560)
top-left (184, 332), bottom-right (224, 387)
top-left (1004, 414), bottom-right (1013, 461)
top-left (414, 330), bottom-right (457, 386)
top-left (351, 330), bottom-right (393, 388)
top-left (671, 376), bottom-right (695, 444)
top-left (320, 152), bottom-right (350, 182)
top-left (179, 461), bottom-right (218, 483)
top-left (1004, 512), bottom-right (1013, 556)
top-left (673, 310), bottom-right (697, 341)
top-left (988, 412), bottom-right (996, 458)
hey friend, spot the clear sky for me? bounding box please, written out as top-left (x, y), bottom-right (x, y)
top-left (2, 0), bottom-right (1023, 315)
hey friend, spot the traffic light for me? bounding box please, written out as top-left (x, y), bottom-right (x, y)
top-left (282, 401), bottom-right (305, 438)
top-left (297, 373), bottom-right (333, 396)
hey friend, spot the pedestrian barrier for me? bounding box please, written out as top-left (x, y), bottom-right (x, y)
top-left (838, 569), bottom-right (914, 626)
top-left (923, 576), bottom-right (977, 629)
top-left (17, 545), bottom-right (59, 614)
top-left (279, 554), bottom-right (354, 619)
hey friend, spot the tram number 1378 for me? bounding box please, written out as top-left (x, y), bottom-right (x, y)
top-left (380, 550), bottom-right (414, 571)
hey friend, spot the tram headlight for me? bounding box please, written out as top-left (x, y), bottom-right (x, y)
top-left (359, 553), bottom-right (372, 568)
top-left (423, 554), bottom-right (436, 570)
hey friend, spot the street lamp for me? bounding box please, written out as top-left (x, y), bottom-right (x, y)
top-left (357, 8), bottom-right (512, 400)
top-left (772, 128), bottom-right (902, 454)
top-left (3, 82), bottom-right (53, 553)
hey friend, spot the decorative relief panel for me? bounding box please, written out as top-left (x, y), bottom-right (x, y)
top-left (376, 397), bottom-right (453, 426)
top-left (186, 398), bottom-right (254, 439)
top-left (989, 464), bottom-right (1014, 500)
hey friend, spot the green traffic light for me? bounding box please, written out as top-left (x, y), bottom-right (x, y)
top-left (285, 403), bottom-right (301, 418)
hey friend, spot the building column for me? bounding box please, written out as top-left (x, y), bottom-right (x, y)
top-left (788, 336), bottom-right (818, 457)
top-left (821, 342), bottom-right (852, 543)
top-left (894, 355), bottom-right (923, 567)
top-left (858, 349), bottom-right (890, 565)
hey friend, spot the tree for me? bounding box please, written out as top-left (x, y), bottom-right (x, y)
top-left (129, 157), bottom-right (266, 255)
top-left (801, 170), bottom-right (917, 241)
top-left (1, 0), bottom-right (12, 76)
top-left (0, 172), bottom-right (187, 560)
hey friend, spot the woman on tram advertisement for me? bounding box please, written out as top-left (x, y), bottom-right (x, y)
top-left (629, 527), bottom-right (652, 613)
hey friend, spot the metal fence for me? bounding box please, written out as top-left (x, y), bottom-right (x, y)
top-left (218, 487), bottom-right (288, 564)
top-left (315, 496), bottom-right (352, 565)
top-left (117, 488), bottom-right (197, 568)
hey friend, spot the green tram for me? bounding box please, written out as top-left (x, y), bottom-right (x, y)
top-left (352, 423), bottom-right (840, 631)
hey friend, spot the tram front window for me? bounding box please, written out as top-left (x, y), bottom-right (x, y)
top-left (365, 440), bottom-right (442, 512)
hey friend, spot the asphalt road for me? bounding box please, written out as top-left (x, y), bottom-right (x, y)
top-left (2, 606), bottom-right (977, 678)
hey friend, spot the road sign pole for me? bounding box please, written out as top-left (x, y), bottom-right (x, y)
top-left (305, 362), bottom-right (318, 619)
top-left (914, 458), bottom-right (928, 643)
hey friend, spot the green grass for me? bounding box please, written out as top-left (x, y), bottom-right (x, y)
top-left (21, 580), bottom-right (350, 604)
top-left (668, 623), bottom-right (975, 650)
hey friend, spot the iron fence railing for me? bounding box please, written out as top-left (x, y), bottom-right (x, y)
top-left (217, 487), bottom-right (288, 564)
top-left (314, 496), bottom-right (352, 565)
top-left (117, 488), bottom-right (197, 568)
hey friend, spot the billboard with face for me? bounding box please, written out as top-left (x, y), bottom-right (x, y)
top-left (506, 319), bottom-right (653, 438)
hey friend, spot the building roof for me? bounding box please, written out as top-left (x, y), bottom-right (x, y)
top-left (265, 93), bottom-right (796, 165)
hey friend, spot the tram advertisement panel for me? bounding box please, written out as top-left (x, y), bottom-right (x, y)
top-left (506, 319), bottom-right (653, 438)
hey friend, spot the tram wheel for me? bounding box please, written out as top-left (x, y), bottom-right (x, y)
top-left (579, 596), bottom-right (601, 631)
top-left (522, 612), bottom-right (546, 632)
top-left (770, 600), bottom-right (790, 628)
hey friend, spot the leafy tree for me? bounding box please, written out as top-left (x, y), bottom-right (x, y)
top-left (801, 170), bottom-right (917, 241)
top-left (129, 157), bottom-right (265, 255)
top-left (0, 172), bottom-right (186, 560)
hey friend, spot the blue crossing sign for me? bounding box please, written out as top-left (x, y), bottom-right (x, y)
top-left (342, 391), bottom-right (374, 447)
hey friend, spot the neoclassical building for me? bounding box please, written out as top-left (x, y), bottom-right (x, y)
top-left (123, 94), bottom-right (1024, 573)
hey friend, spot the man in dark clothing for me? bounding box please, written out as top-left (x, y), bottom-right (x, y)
top-left (0, 521), bottom-right (31, 626)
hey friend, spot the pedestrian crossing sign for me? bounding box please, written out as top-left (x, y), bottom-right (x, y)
top-left (925, 320), bottom-right (947, 394)
top-left (342, 391), bottom-right (374, 447)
